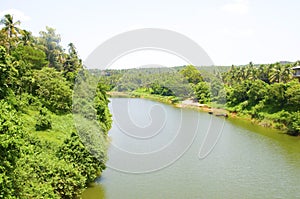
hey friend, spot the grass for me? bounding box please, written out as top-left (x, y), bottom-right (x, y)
top-left (20, 108), bottom-right (75, 145)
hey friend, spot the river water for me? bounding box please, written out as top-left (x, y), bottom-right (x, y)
top-left (82, 98), bottom-right (300, 199)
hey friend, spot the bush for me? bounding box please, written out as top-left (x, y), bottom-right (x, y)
top-left (0, 100), bottom-right (26, 197)
top-left (57, 132), bottom-right (107, 185)
top-left (33, 68), bottom-right (72, 113)
top-left (287, 111), bottom-right (300, 136)
top-left (194, 81), bottom-right (211, 103)
top-left (35, 107), bottom-right (52, 131)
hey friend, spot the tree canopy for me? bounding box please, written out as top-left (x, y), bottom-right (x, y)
top-left (0, 14), bottom-right (112, 198)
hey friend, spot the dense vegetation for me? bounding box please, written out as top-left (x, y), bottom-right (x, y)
top-left (0, 14), bottom-right (111, 198)
top-left (97, 62), bottom-right (299, 135)
top-left (222, 62), bottom-right (300, 135)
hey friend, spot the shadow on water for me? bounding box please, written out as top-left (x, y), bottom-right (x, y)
top-left (81, 182), bottom-right (106, 199)
top-left (226, 117), bottom-right (300, 150)
top-left (226, 116), bottom-right (300, 168)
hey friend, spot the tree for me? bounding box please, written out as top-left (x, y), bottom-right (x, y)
top-left (63, 43), bottom-right (82, 82)
top-left (19, 30), bottom-right (35, 46)
top-left (57, 132), bottom-right (107, 185)
top-left (179, 65), bottom-right (203, 85)
top-left (0, 14), bottom-right (21, 52)
top-left (287, 111), bottom-right (300, 136)
top-left (265, 83), bottom-right (287, 111)
top-left (33, 67), bottom-right (72, 113)
top-left (0, 46), bottom-right (18, 98)
top-left (11, 45), bottom-right (48, 70)
top-left (247, 80), bottom-right (268, 106)
top-left (38, 26), bottom-right (64, 70)
top-left (194, 81), bottom-right (211, 103)
top-left (95, 82), bottom-right (112, 133)
top-left (285, 80), bottom-right (300, 111)
top-left (0, 14), bottom-right (21, 38)
top-left (150, 82), bottom-right (175, 96)
top-left (0, 101), bottom-right (26, 197)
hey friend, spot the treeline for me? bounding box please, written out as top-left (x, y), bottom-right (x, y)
top-left (97, 62), bottom-right (299, 135)
top-left (222, 62), bottom-right (300, 135)
top-left (0, 14), bottom-right (111, 198)
top-left (95, 65), bottom-right (225, 104)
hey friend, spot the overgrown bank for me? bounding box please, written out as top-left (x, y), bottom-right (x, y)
top-left (0, 14), bottom-right (111, 198)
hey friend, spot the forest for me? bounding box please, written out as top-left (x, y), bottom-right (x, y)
top-left (0, 14), bottom-right (112, 198)
top-left (97, 62), bottom-right (300, 135)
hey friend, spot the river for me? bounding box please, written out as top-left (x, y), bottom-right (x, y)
top-left (82, 98), bottom-right (300, 199)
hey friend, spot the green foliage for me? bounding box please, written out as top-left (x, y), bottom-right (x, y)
top-left (38, 26), bottom-right (63, 70)
top-left (0, 14), bottom-right (111, 198)
top-left (11, 45), bottom-right (48, 70)
top-left (210, 78), bottom-right (226, 104)
top-left (57, 132), bottom-right (106, 185)
top-left (0, 46), bottom-right (17, 98)
top-left (222, 62), bottom-right (299, 135)
top-left (150, 82), bottom-right (174, 96)
top-left (0, 100), bottom-right (25, 197)
top-left (16, 148), bottom-right (84, 199)
top-left (247, 80), bottom-right (268, 106)
top-left (35, 107), bottom-right (52, 131)
top-left (0, 14), bottom-right (21, 53)
top-left (265, 83), bottom-right (287, 110)
top-left (33, 67), bottom-right (72, 113)
top-left (287, 111), bottom-right (300, 136)
top-left (194, 81), bottom-right (211, 103)
top-left (95, 83), bottom-right (112, 133)
top-left (285, 80), bottom-right (300, 111)
top-left (179, 65), bottom-right (203, 84)
top-left (63, 43), bottom-right (82, 83)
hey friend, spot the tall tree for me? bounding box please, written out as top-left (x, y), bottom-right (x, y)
top-left (19, 30), bottom-right (34, 46)
top-left (179, 65), bottom-right (203, 84)
top-left (0, 14), bottom-right (21, 53)
top-left (38, 26), bottom-right (64, 70)
top-left (0, 46), bottom-right (18, 98)
top-left (0, 14), bottom-right (21, 38)
top-left (63, 43), bottom-right (82, 82)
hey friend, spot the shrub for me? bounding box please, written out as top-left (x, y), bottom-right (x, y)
top-left (35, 107), bottom-right (52, 131)
top-left (287, 111), bottom-right (300, 136)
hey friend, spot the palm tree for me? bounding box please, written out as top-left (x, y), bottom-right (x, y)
top-left (269, 63), bottom-right (280, 83)
top-left (68, 43), bottom-right (77, 56)
top-left (19, 30), bottom-right (34, 46)
top-left (0, 14), bottom-right (21, 38)
top-left (280, 64), bottom-right (293, 83)
top-left (258, 64), bottom-right (272, 84)
top-left (269, 62), bottom-right (292, 83)
top-left (0, 14), bottom-right (21, 52)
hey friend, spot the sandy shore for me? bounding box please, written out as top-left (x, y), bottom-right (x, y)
top-left (175, 99), bottom-right (228, 116)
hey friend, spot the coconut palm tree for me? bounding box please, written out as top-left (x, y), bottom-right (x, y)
top-left (0, 14), bottom-right (21, 38)
top-left (19, 30), bottom-right (34, 46)
top-left (0, 14), bottom-right (21, 52)
top-left (269, 63), bottom-right (281, 83)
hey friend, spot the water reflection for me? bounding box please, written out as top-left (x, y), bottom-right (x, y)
top-left (81, 183), bottom-right (106, 199)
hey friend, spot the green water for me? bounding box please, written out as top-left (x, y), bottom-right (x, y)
top-left (82, 98), bottom-right (300, 199)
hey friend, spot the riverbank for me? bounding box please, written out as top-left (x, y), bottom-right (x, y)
top-left (108, 91), bottom-right (293, 134)
top-left (108, 91), bottom-right (179, 105)
top-left (108, 91), bottom-right (229, 116)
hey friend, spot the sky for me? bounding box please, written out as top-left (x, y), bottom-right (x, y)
top-left (1, 0), bottom-right (300, 68)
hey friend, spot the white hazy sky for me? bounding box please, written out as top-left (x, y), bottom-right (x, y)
top-left (1, 0), bottom-right (300, 68)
